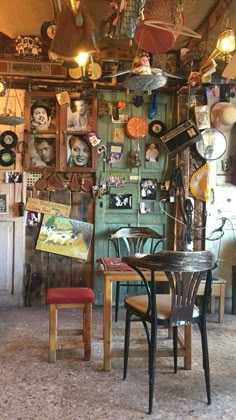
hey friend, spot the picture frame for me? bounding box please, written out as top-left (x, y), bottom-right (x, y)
top-left (109, 193), bottom-right (132, 209)
top-left (28, 133), bottom-right (57, 169)
top-left (36, 214), bottom-right (94, 260)
top-left (140, 179), bottom-right (157, 200)
top-left (59, 93), bottom-right (97, 173)
top-left (25, 92), bottom-right (58, 133)
top-left (60, 133), bottom-right (96, 173)
top-left (145, 142), bottom-right (159, 162)
top-left (0, 193), bottom-right (8, 214)
top-left (24, 92), bottom-right (60, 171)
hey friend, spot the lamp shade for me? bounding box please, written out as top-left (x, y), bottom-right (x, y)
top-left (49, 0), bottom-right (96, 63)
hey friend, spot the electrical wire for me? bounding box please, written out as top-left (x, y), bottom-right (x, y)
top-left (159, 199), bottom-right (186, 226)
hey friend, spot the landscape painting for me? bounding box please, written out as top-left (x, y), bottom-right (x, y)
top-left (36, 214), bottom-right (93, 260)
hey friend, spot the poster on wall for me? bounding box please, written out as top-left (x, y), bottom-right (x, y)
top-left (36, 214), bottom-right (93, 260)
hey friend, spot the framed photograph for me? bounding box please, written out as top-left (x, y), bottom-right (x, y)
top-left (60, 133), bottom-right (95, 173)
top-left (0, 193), bottom-right (8, 214)
top-left (140, 202), bottom-right (155, 214)
top-left (109, 193), bottom-right (132, 209)
top-left (28, 133), bottom-right (57, 169)
top-left (36, 214), bottom-right (94, 260)
top-left (145, 143), bottom-right (159, 162)
top-left (25, 92), bottom-right (58, 133)
top-left (66, 97), bottom-right (93, 132)
top-left (140, 179), bottom-right (157, 200)
top-left (24, 92), bottom-right (60, 171)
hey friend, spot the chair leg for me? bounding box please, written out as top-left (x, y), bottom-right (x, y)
top-left (48, 303), bottom-right (57, 363)
top-left (148, 317), bottom-right (157, 415)
top-left (83, 303), bottom-right (92, 361)
top-left (123, 310), bottom-right (130, 380)
top-left (198, 320), bottom-right (211, 404)
top-left (115, 281), bottom-right (120, 322)
top-left (173, 325), bottom-right (178, 373)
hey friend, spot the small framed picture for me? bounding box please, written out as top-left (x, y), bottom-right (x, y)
top-left (27, 93), bottom-right (57, 133)
top-left (109, 193), bottom-right (132, 209)
top-left (0, 193), bottom-right (8, 214)
top-left (67, 97), bottom-right (92, 132)
top-left (29, 134), bottom-right (57, 169)
top-left (145, 143), bottom-right (159, 162)
top-left (140, 179), bottom-right (157, 200)
top-left (62, 133), bottom-right (95, 172)
top-left (140, 202), bottom-right (155, 214)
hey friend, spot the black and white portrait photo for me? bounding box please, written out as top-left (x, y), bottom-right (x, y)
top-left (109, 194), bottom-right (132, 209)
top-left (140, 179), bottom-right (157, 200)
top-left (30, 135), bottom-right (56, 167)
top-left (30, 99), bottom-right (56, 132)
top-left (67, 98), bottom-right (92, 132)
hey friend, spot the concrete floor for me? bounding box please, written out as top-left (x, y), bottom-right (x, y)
top-left (0, 306), bottom-right (236, 420)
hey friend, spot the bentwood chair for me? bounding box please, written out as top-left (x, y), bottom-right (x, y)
top-left (122, 250), bottom-right (213, 415)
top-left (108, 227), bottom-right (164, 321)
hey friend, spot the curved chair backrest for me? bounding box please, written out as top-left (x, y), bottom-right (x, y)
top-left (122, 250), bottom-right (213, 325)
top-left (108, 227), bottom-right (164, 257)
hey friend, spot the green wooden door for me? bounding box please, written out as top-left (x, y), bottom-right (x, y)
top-left (94, 90), bottom-right (175, 305)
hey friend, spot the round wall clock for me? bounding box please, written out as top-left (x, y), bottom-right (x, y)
top-left (126, 117), bottom-right (148, 139)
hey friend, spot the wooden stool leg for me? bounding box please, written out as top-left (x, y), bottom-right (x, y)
top-left (83, 303), bottom-right (92, 361)
top-left (49, 303), bottom-right (57, 363)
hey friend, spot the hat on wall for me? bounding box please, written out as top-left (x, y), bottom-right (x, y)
top-left (211, 102), bottom-right (236, 133)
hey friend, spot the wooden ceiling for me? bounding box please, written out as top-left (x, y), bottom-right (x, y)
top-left (0, 0), bottom-right (235, 62)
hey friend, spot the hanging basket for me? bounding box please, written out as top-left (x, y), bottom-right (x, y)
top-left (114, 0), bottom-right (147, 39)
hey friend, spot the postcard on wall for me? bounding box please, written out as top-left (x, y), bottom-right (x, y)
top-left (111, 114), bottom-right (128, 123)
top-left (140, 179), bottom-right (157, 200)
top-left (36, 214), bottom-right (94, 260)
top-left (107, 143), bottom-right (123, 163)
top-left (113, 127), bottom-right (124, 143)
top-left (109, 193), bottom-right (132, 209)
top-left (140, 202), bottom-right (155, 214)
top-left (26, 198), bottom-right (71, 217)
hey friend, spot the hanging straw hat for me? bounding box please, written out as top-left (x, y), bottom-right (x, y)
top-left (211, 102), bottom-right (236, 133)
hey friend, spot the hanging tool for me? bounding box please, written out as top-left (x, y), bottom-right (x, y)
top-left (148, 91), bottom-right (158, 119)
top-left (16, 141), bottom-right (27, 216)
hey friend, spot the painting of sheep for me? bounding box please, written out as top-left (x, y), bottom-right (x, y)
top-left (36, 214), bottom-right (93, 260)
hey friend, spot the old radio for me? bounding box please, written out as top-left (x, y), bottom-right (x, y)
top-left (160, 119), bottom-right (201, 156)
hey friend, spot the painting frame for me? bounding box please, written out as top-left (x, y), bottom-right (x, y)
top-left (24, 92), bottom-right (59, 172)
top-left (36, 214), bottom-right (94, 261)
top-left (140, 179), bottom-right (157, 200)
top-left (109, 193), bottom-right (132, 209)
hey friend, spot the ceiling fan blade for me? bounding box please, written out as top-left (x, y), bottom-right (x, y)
top-left (102, 70), bottom-right (131, 79)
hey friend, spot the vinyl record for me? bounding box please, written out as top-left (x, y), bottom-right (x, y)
top-left (148, 120), bottom-right (167, 137)
top-left (0, 131), bottom-right (18, 148)
top-left (41, 21), bottom-right (57, 43)
top-left (0, 149), bottom-right (16, 166)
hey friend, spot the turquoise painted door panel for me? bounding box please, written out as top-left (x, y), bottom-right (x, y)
top-left (94, 90), bottom-right (175, 305)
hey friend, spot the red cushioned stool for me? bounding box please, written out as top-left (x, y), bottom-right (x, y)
top-left (46, 287), bottom-right (95, 363)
